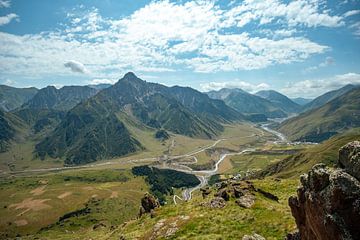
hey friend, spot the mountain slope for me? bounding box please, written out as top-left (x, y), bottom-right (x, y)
top-left (22, 85), bottom-right (98, 111)
top-left (257, 127), bottom-right (360, 178)
top-left (207, 88), bottom-right (287, 118)
top-left (255, 90), bottom-right (300, 113)
top-left (302, 84), bottom-right (356, 112)
top-left (0, 110), bottom-right (27, 152)
top-left (0, 85), bottom-right (38, 111)
top-left (36, 73), bottom-right (241, 165)
top-left (278, 87), bottom-right (360, 142)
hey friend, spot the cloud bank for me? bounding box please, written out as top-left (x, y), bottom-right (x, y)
top-left (0, 0), bottom-right (345, 79)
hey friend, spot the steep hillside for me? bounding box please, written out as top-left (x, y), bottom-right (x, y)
top-left (302, 84), bottom-right (356, 112)
top-left (278, 87), bottom-right (360, 142)
top-left (36, 73), bottom-right (241, 165)
top-left (207, 88), bottom-right (287, 118)
top-left (255, 90), bottom-right (300, 113)
top-left (0, 85), bottom-right (38, 111)
top-left (22, 85), bottom-right (98, 111)
top-left (257, 127), bottom-right (360, 178)
top-left (0, 110), bottom-right (27, 152)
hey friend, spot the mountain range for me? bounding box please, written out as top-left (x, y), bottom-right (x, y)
top-left (0, 85), bottom-right (38, 111)
top-left (35, 73), bottom-right (243, 165)
top-left (0, 72), bottom-right (358, 165)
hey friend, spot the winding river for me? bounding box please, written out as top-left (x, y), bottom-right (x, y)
top-left (170, 123), bottom-right (289, 204)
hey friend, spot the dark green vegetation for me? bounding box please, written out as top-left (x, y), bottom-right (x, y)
top-left (207, 88), bottom-right (289, 118)
top-left (0, 85), bottom-right (38, 111)
top-left (154, 129), bottom-right (170, 141)
top-left (258, 128), bottom-right (360, 178)
top-left (255, 90), bottom-right (300, 113)
top-left (36, 73), bottom-right (242, 165)
top-left (132, 165), bottom-right (200, 203)
top-left (301, 84), bottom-right (355, 112)
top-left (22, 85), bottom-right (98, 111)
top-left (278, 87), bottom-right (360, 142)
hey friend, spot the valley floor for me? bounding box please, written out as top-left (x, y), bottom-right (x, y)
top-left (0, 122), bottom-right (327, 239)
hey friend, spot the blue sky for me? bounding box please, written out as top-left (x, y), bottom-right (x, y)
top-left (0, 0), bottom-right (359, 98)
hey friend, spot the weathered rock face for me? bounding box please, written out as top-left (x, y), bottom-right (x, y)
top-left (235, 194), bottom-right (255, 208)
top-left (288, 141), bottom-right (360, 240)
top-left (139, 193), bottom-right (160, 217)
top-left (339, 141), bottom-right (360, 180)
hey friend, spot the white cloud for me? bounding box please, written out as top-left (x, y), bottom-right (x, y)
top-left (281, 72), bottom-right (360, 98)
top-left (349, 21), bottom-right (360, 36)
top-left (303, 56), bottom-right (335, 73)
top-left (2, 78), bottom-right (15, 85)
top-left (64, 60), bottom-right (88, 74)
top-left (0, 1), bottom-right (343, 78)
top-left (0, 13), bottom-right (18, 26)
top-left (344, 10), bottom-right (360, 17)
top-left (225, 0), bottom-right (344, 28)
top-left (200, 80), bottom-right (270, 93)
top-left (0, 0), bottom-right (10, 8)
top-left (88, 78), bottom-right (115, 85)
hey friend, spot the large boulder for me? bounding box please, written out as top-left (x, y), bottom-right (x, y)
top-left (236, 194), bottom-right (256, 208)
top-left (288, 161), bottom-right (360, 239)
top-left (339, 141), bottom-right (360, 180)
top-left (139, 193), bottom-right (160, 217)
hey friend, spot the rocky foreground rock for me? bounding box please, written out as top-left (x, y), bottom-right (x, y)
top-left (139, 193), bottom-right (160, 218)
top-left (287, 141), bottom-right (360, 240)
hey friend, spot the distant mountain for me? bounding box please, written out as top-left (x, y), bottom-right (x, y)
top-left (302, 84), bottom-right (356, 112)
top-left (36, 73), bottom-right (242, 165)
top-left (255, 90), bottom-right (301, 113)
top-left (87, 83), bottom-right (112, 90)
top-left (0, 85), bottom-right (38, 111)
top-left (291, 97), bottom-right (312, 106)
top-left (207, 88), bottom-right (287, 118)
top-left (278, 87), bottom-right (360, 142)
top-left (22, 85), bottom-right (98, 111)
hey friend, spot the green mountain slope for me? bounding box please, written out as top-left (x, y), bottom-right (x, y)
top-left (257, 127), bottom-right (360, 178)
top-left (22, 85), bottom-right (98, 111)
top-left (0, 85), bottom-right (38, 111)
top-left (302, 84), bottom-right (356, 112)
top-left (255, 90), bottom-right (300, 113)
top-left (207, 88), bottom-right (287, 118)
top-left (0, 110), bottom-right (27, 152)
top-left (278, 87), bottom-right (360, 142)
top-left (36, 73), bottom-right (241, 165)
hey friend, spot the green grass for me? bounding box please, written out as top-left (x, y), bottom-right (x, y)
top-left (108, 178), bottom-right (298, 240)
top-left (226, 152), bottom-right (290, 174)
top-left (259, 128), bottom-right (360, 178)
top-left (0, 168), bottom-right (148, 239)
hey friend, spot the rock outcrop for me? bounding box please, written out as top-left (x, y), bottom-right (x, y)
top-left (288, 141), bottom-right (360, 240)
top-left (339, 141), bottom-right (360, 180)
top-left (139, 193), bottom-right (160, 218)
